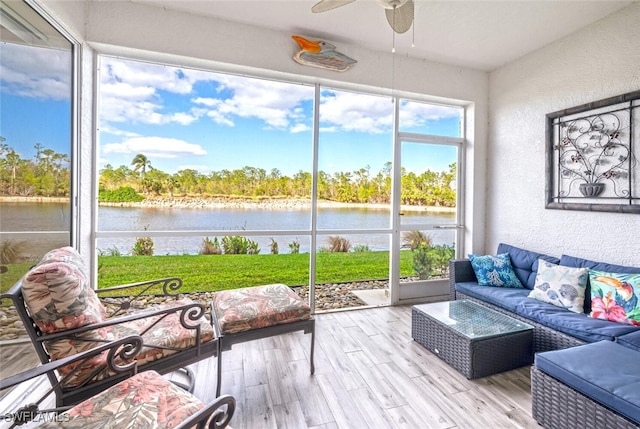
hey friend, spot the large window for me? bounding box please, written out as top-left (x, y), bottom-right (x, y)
top-left (0, 0), bottom-right (76, 285)
top-left (95, 56), bottom-right (464, 311)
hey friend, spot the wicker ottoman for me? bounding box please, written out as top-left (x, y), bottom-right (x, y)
top-left (412, 300), bottom-right (533, 379)
top-left (211, 284), bottom-right (315, 395)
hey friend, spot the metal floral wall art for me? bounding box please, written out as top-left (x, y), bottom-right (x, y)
top-left (291, 35), bottom-right (357, 72)
top-left (546, 90), bottom-right (640, 213)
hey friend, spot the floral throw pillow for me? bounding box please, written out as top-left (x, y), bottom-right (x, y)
top-left (468, 253), bottom-right (524, 288)
top-left (589, 270), bottom-right (640, 326)
top-left (528, 260), bottom-right (588, 313)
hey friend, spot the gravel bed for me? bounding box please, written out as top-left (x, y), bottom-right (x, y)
top-left (0, 280), bottom-right (395, 343)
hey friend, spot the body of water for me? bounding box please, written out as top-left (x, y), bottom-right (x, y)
top-left (2, 202), bottom-right (456, 256)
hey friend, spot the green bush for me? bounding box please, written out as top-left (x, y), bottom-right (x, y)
top-left (221, 235), bottom-right (260, 255)
top-left (412, 243), bottom-right (454, 279)
top-left (288, 239), bottom-right (300, 254)
top-left (201, 237), bottom-right (222, 255)
top-left (352, 244), bottom-right (371, 253)
top-left (99, 186), bottom-right (144, 202)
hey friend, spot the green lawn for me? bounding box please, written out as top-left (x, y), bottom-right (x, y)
top-left (1, 251), bottom-right (415, 295)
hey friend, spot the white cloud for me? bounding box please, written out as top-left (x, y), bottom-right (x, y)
top-left (399, 101), bottom-right (461, 129)
top-left (0, 43), bottom-right (71, 100)
top-left (290, 123), bottom-right (311, 133)
top-left (199, 75), bottom-right (314, 130)
top-left (100, 57), bottom-right (316, 132)
top-left (319, 91), bottom-right (394, 134)
top-left (99, 124), bottom-right (140, 138)
top-left (102, 137), bottom-right (207, 158)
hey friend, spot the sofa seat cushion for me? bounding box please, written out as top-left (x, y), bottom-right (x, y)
top-left (616, 330), bottom-right (640, 352)
top-left (516, 298), bottom-right (639, 343)
top-left (44, 299), bottom-right (215, 389)
top-left (39, 370), bottom-right (205, 428)
top-left (560, 255), bottom-right (640, 314)
top-left (497, 243), bottom-right (560, 289)
top-left (535, 341), bottom-right (640, 425)
top-left (455, 282), bottom-right (530, 313)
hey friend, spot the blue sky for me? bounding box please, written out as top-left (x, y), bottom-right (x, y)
top-left (0, 43), bottom-right (72, 159)
top-left (1, 46), bottom-right (461, 178)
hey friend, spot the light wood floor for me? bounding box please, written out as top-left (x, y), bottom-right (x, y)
top-left (1, 305), bottom-right (539, 429)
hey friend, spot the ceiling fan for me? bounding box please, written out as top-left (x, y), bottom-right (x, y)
top-left (312, 0), bottom-right (414, 34)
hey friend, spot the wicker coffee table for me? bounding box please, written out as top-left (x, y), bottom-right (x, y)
top-left (412, 300), bottom-right (534, 379)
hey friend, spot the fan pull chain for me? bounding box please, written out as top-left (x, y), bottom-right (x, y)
top-left (412, 11), bottom-right (415, 48)
top-left (391, 7), bottom-right (396, 101)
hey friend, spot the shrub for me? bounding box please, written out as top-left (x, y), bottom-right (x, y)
top-left (99, 186), bottom-right (144, 202)
top-left (98, 246), bottom-right (122, 257)
top-left (288, 239), bottom-right (300, 254)
top-left (352, 244), bottom-right (370, 253)
top-left (269, 238), bottom-right (279, 255)
top-left (221, 235), bottom-right (260, 255)
top-left (132, 237), bottom-right (154, 256)
top-left (402, 230), bottom-right (432, 251)
top-left (327, 236), bottom-right (351, 252)
top-left (412, 243), bottom-right (455, 279)
top-left (0, 240), bottom-right (25, 264)
top-left (201, 237), bottom-right (222, 255)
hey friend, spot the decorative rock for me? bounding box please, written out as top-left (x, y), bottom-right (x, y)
top-left (0, 279), bottom-right (405, 342)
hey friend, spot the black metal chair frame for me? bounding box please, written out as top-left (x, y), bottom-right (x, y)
top-left (0, 335), bottom-right (235, 429)
top-left (1, 277), bottom-right (220, 408)
top-left (211, 307), bottom-right (315, 396)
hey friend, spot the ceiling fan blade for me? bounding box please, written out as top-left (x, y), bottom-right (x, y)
top-left (385, 0), bottom-right (413, 34)
top-left (312, 0), bottom-right (357, 13)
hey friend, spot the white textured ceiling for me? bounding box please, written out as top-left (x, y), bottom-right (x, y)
top-left (130, 0), bottom-right (634, 71)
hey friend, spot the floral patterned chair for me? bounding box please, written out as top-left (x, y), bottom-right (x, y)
top-left (0, 336), bottom-right (235, 429)
top-left (0, 247), bottom-right (219, 408)
top-left (212, 283), bottom-right (315, 395)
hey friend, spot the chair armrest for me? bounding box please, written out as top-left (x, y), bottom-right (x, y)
top-left (176, 394), bottom-right (236, 429)
top-left (35, 301), bottom-right (207, 343)
top-left (0, 336), bottom-right (143, 392)
top-left (96, 277), bottom-right (183, 318)
top-left (449, 259), bottom-right (477, 300)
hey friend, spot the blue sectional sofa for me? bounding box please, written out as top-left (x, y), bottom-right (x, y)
top-left (449, 243), bottom-right (640, 428)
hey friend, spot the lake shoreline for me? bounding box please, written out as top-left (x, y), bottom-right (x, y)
top-left (1, 196), bottom-right (455, 213)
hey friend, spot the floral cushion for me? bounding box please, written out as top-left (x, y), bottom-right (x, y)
top-left (213, 284), bottom-right (311, 335)
top-left (22, 247), bottom-right (106, 334)
top-left (44, 299), bottom-right (216, 389)
top-left (38, 371), bottom-right (204, 428)
top-left (528, 259), bottom-right (589, 313)
top-left (468, 253), bottom-right (524, 288)
top-left (589, 270), bottom-right (640, 326)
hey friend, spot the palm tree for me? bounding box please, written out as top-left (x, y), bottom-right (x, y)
top-left (131, 153), bottom-right (152, 193)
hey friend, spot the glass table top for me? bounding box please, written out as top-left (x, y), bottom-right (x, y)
top-left (414, 300), bottom-right (533, 339)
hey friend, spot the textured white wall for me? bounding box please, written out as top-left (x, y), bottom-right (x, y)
top-left (487, 3), bottom-right (640, 265)
top-left (39, 0), bottom-right (490, 259)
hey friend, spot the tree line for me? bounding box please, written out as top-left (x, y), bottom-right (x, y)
top-left (0, 139), bottom-right (70, 197)
top-left (0, 142), bottom-right (456, 207)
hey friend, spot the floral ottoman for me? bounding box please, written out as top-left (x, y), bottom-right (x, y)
top-left (211, 284), bottom-right (315, 395)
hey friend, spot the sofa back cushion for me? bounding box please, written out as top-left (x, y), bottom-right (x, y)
top-left (496, 243), bottom-right (560, 290)
top-left (21, 246), bottom-right (105, 334)
top-left (560, 254), bottom-right (640, 314)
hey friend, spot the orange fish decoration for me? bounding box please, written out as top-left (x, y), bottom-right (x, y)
top-left (291, 35), bottom-right (357, 72)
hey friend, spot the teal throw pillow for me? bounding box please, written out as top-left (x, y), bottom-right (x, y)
top-left (589, 270), bottom-right (640, 326)
top-left (528, 259), bottom-right (588, 313)
top-left (468, 253), bottom-right (524, 288)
